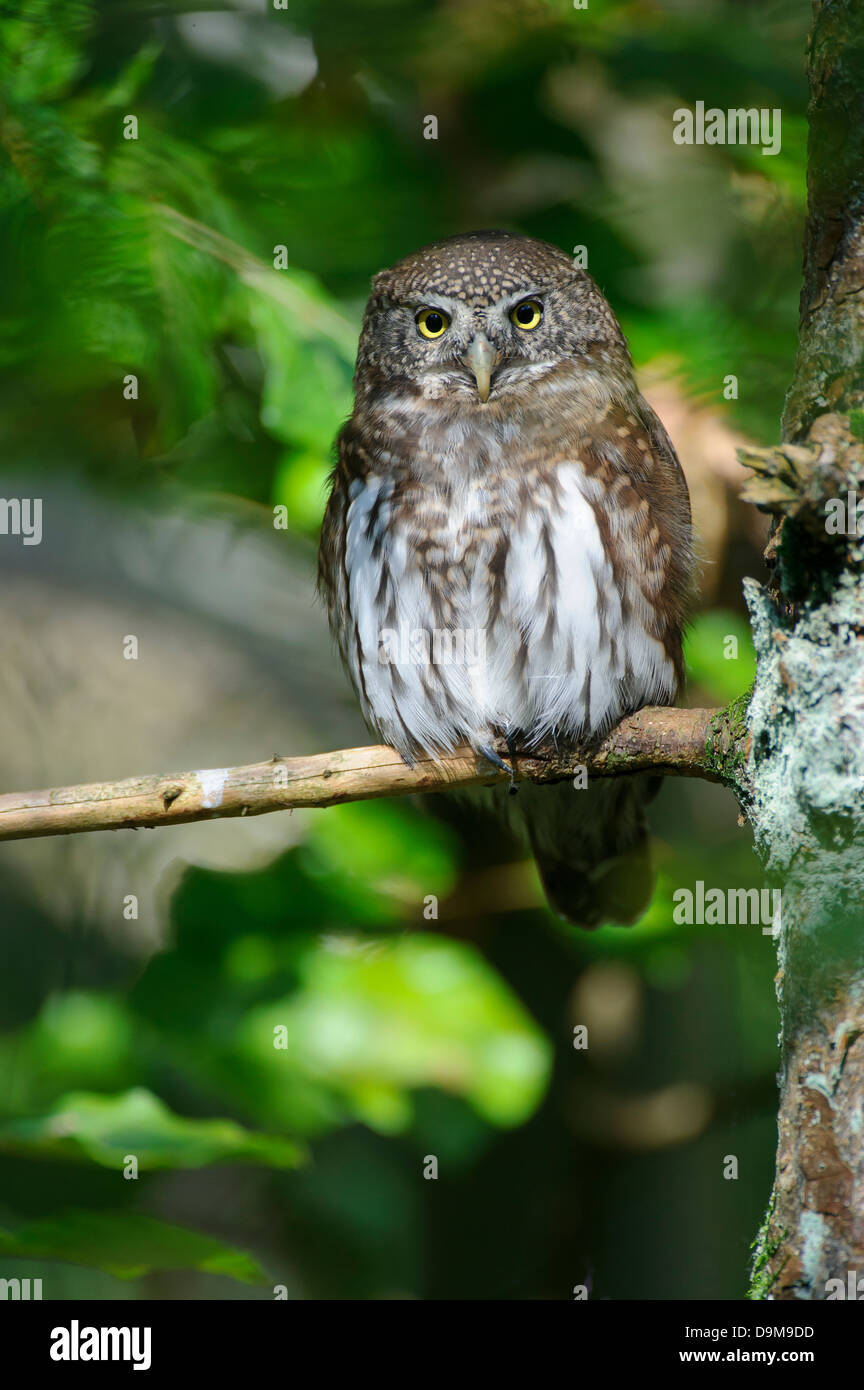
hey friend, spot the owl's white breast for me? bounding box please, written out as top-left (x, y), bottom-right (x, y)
top-left (500, 465), bottom-right (677, 741)
top-left (342, 448), bottom-right (676, 757)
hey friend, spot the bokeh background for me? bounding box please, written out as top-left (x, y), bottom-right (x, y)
top-left (0, 0), bottom-right (809, 1299)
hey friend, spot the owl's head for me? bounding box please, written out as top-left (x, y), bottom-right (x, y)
top-left (354, 231), bottom-right (633, 409)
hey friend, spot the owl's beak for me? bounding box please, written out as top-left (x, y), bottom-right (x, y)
top-left (462, 333), bottom-right (498, 403)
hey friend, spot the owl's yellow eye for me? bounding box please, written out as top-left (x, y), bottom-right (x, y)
top-left (416, 307), bottom-right (450, 339)
top-left (511, 299), bottom-right (543, 330)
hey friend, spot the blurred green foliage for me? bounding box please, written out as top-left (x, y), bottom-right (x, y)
top-left (685, 609), bottom-right (757, 704)
top-left (0, 0), bottom-right (808, 1298)
top-left (0, 1209), bottom-right (270, 1284)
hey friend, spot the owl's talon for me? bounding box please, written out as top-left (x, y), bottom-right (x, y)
top-left (477, 743), bottom-right (516, 790)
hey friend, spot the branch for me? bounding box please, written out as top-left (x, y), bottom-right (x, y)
top-left (0, 704), bottom-right (741, 843)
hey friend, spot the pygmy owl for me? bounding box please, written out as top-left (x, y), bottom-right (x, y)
top-left (319, 232), bottom-right (692, 927)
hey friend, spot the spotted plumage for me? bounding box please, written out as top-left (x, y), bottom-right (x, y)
top-left (319, 231), bottom-right (692, 927)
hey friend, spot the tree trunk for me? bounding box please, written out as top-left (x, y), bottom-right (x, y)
top-left (747, 0), bottom-right (864, 1299)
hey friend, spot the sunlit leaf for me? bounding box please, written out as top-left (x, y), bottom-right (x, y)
top-left (0, 1088), bottom-right (304, 1171)
top-left (237, 935), bottom-right (552, 1132)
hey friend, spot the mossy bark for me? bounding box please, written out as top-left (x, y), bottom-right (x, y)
top-left (745, 0), bottom-right (864, 1299)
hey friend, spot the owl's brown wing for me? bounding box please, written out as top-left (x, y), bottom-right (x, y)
top-left (515, 399), bottom-right (692, 928)
top-left (574, 397), bottom-right (693, 699)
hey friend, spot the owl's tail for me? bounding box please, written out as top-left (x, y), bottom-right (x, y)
top-left (515, 775), bottom-right (660, 929)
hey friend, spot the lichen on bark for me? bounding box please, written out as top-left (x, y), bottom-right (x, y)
top-left (744, 551), bottom-right (864, 1297)
top-left (741, 0), bottom-right (864, 1298)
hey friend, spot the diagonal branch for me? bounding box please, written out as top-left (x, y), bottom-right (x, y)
top-left (0, 703), bottom-right (744, 843)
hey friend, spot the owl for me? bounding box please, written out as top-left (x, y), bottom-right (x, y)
top-left (319, 232), bottom-right (692, 927)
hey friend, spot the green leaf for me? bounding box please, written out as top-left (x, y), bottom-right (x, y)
top-left (0, 1087), bottom-right (304, 1171)
top-left (0, 1210), bottom-right (269, 1285)
top-left (250, 295), bottom-right (352, 450)
top-left (273, 446), bottom-right (333, 532)
top-left (238, 935), bottom-right (552, 1132)
top-left (157, 205), bottom-right (357, 355)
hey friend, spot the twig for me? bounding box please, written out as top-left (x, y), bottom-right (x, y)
top-left (0, 705), bottom-right (741, 843)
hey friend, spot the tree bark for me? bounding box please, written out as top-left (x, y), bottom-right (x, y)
top-left (746, 0), bottom-right (864, 1300)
